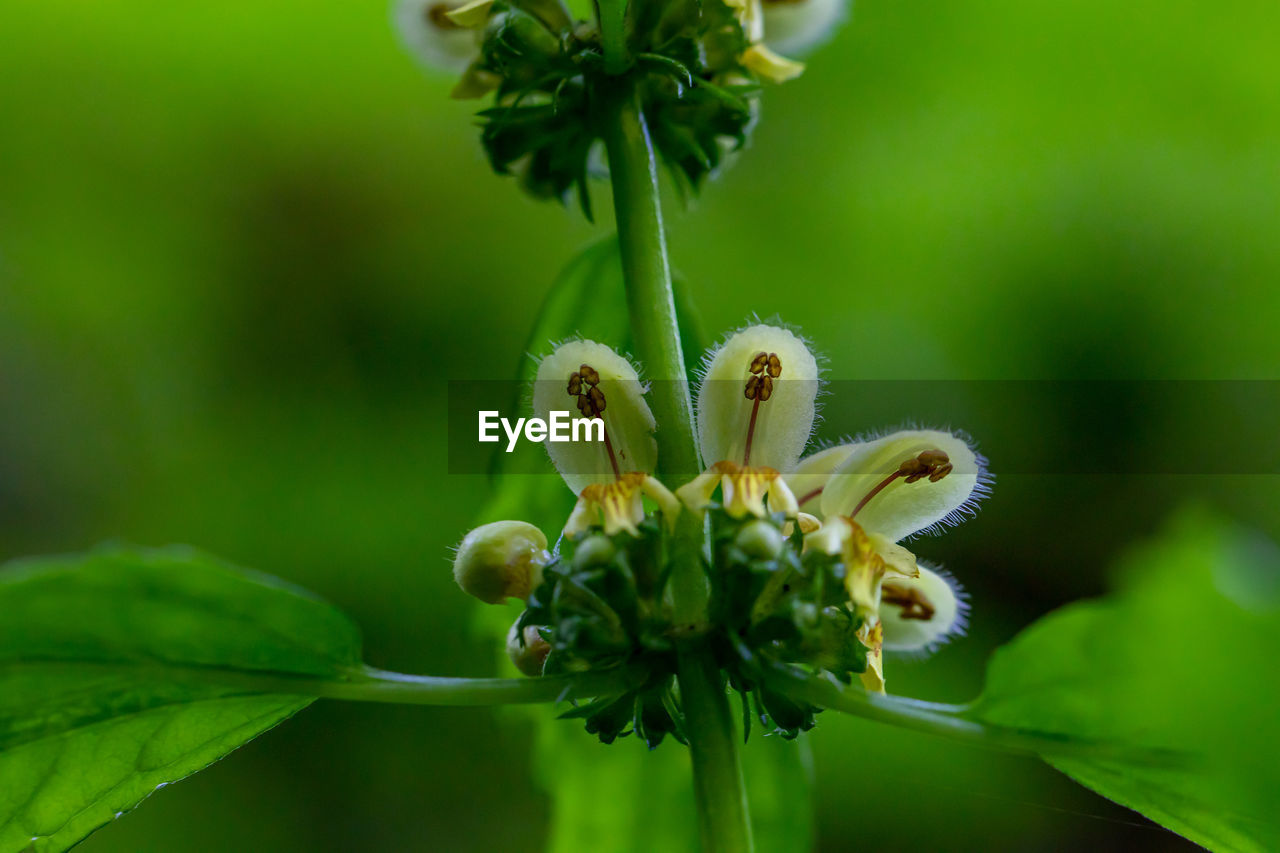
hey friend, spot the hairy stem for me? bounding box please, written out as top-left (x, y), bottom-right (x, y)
top-left (678, 645), bottom-right (756, 853)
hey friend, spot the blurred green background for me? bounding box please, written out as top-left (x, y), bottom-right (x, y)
top-left (2, 0), bottom-right (1278, 850)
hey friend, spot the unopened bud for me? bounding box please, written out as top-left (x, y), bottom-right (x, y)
top-left (573, 534), bottom-right (617, 570)
top-left (735, 519), bottom-right (786, 560)
top-left (507, 620), bottom-right (552, 676)
top-left (453, 520), bottom-right (548, 604)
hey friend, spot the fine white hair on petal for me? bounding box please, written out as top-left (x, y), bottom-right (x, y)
top-left (880, 563), bottom-right (969, 655)
top-left (694, 323), bottom-right (822, 473)
top-left (763, 0), bottom-right (852, 57)
top-left (393, 0), bottom-right (481, 74)
top-left (819, 428), bottom-right (990, 543)
top-left (532, 339), bottom-right (658, 495)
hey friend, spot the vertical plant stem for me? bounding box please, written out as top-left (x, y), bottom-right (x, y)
top-left (603, 79), bottom-right (754, 853)
top-left (601, 82), bottom-right (700, 482)
top-left (678, 644), bottom-right (756, 853)
top-left (601, 81), bottom-right (708, 623)
top-left (595, 0), bottom-right (631, 75)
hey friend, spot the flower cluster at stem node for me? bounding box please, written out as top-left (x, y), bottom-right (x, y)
top-left (394, 0), bottom-right (852, 210)
top-left (451, 323), bottom-right (988, 745)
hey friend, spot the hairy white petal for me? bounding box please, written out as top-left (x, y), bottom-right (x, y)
top-left (819, 429), bottom-right (986, 543)
top-left (393, 0), bottom-right (481, 73)
top-left (533, 340), bottom-right (657, 494)
top-left (880, 565), bottom-right (968, 653)
top-left (696, 325), bottom-right (819, 473)
top-left (763, 0), bottom-right (851, 57)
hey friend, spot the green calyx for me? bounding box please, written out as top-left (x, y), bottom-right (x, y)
top-left (515, 507), bottom-right (868, 747)
top-left (466, 0), bottom-right (760, 215)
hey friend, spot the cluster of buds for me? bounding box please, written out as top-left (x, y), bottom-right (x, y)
top-left (394, 0), bottom-right (851, 209)
top-left (452, 323), bottom-right (988, 744)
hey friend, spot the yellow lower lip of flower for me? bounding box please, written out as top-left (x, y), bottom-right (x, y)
top-left (858, 621), bottom-right (886, 694)
top-left (677, 460), bottom-right (800, 519)
top-left (565, 472), bottom-right (681, 537)
top-left (742, 44), bottom-right (806, 83)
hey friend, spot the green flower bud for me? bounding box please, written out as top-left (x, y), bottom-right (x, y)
top-left (507, 620), bottom-right (552, 676)
top-left (735, 518), bottom-right (785, 560)
top-left (483, 8), bottom-right (561, 67)
top-left (453, 521), bottom-right (548, 604)
top-left (573, 534), bottom-right (617, 570)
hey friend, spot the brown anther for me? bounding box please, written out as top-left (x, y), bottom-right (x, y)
top-left (744, 373), bottom-right (775, 401)
top-left (426, 3), bottom-right (461, 29)
top-left (899, 450), bottom-right (951, 484)
top-left (881, 583), bottom-right (936, 622)
top-left (567, 363), bottom-right (607, 418)
top-left (744, 352), bottom-right (781, 402)
top-left (742, 352), bottom-right (782, 463)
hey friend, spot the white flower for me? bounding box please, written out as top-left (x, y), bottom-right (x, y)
top-left (879, 565), bottom-right (968, 653)
top-left (393, 0), bottom-right (489, 73)
top-left (723, 0), bottom-right (808, 83)
top-left (795, 430), bottom-right (988, 692)
top-left (677, 325), bottom-right (818, 519)
top-left (682, 322), bottom-right (988, 692)
top-left (762, 0), bottom-right (850, 57)
top-left (533, 340), bottom-right (680, 538)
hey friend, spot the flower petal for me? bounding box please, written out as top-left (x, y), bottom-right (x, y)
top-left (785, 442), bottom-right (861, 517)
top-left (763, 0), bottom-right (850, 57)
top-left (742, 45), bottom-right (806, 83)
top-left (819, 429), bottom-right (987, 543)
top-left (880, 565), bottom-right (968, 653)
top-left (696, 324), bottom-right (819, 473)
top-left (393, 0), bottom-right (483, 74)
top-left (533, 340), bottom-right (658, 495)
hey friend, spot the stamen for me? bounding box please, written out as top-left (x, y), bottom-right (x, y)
top-left (567, 363), bottom-right (618, 477)
top-left (881, 583), bottom-right (936, 621)
top-left (849, 449), bottom-right (952, 519)
top-left (601, 427), bottom-right (620, 479)
top-left (742, 351), bottom-right (782, 466)
top-left (796, 486), bottom-right (823, 506)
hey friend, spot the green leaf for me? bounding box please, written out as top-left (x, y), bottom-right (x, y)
top-left (972, 512), bottom-right (1280, 852)
top-left (0, 546), bottom-right (362, 853)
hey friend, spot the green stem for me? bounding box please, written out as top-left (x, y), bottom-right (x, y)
top-left (601, 81), bottom-right (700, 484)
top-left (595, 0), bottom-right (630, 75)
top-left (764, 664), bottom-right (1187, 766)
top-left (603, 79), bottom-right (753, 853)
top-left (6, 661), bottom-right (637, 706)
top-left (678, 645), bottom-right (756, 853)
